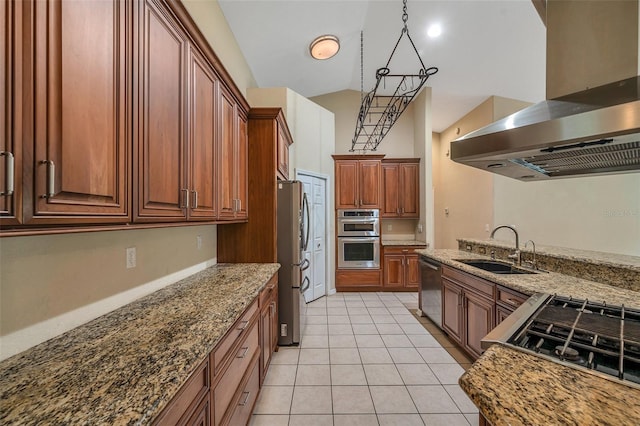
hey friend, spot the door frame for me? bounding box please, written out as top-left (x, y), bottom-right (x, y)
top-left (295, 168), bottom-right (332, 298)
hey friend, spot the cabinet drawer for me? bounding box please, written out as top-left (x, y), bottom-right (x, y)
top-left (383, 246), bottom-right (425, 255)
top-left (213, 298), bottom-right (258, 375)
top-left (442, 266), bottom-right (494, 299)
top-left (259, 275), bottom-right (277, 308)
top-left (153, 359), bottom-right (209, 426)
top-left (227, 357), bottom-right (260, 426)
top-left (213, 320), bottom-right (259, 426)
top-left (496, 287), bottom-right (528, 310)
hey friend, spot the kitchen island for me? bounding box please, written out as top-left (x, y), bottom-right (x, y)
top-left (417, 248), bottom-right (640, 425)
top-left (0, 263), bottom-right (280, 424)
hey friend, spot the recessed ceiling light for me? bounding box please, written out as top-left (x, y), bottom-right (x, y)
top-left (309, 35), bottom-right (340, 60)
top-left (427, 23), bottom-right (442, 38)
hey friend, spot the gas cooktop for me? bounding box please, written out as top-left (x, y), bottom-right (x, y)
top-left (483, 293), bottom-right (640, 389)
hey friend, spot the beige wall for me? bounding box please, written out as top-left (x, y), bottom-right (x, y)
top-left (494, 174), bottom-right (640, 256)
top-left (434, 99), bottom-right (496, 249)
top-left (412, 88), bottom-right (433, 247)
top-left (0, 225), bottom-right (217, 358)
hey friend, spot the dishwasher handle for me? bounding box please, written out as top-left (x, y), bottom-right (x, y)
top-left (419, 259), bottom-right (440, 271)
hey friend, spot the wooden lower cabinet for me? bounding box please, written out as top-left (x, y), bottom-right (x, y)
top-left (154, 275), bottom-right (279, 426)
top-left (441, 266), bottom-right (495, 360)
top-left (335, 269), bottom-right (382, 291)
top-left (382, 246), bottom-right (425, 290)
top-left (495, 286), bottom-right (529, 326)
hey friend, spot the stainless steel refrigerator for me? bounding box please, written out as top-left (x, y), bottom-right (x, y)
top-left (277, 181), bottom-right (310, 346)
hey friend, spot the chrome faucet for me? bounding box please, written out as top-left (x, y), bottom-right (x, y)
top-left (490, 225), bottom-right (520, 265)
top-left (524, 240), bottom-right (537, 270)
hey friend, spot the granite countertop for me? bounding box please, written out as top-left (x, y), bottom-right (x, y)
top-left (460, 345), bottom-right (640, 425)
top-left (381, 239), bottom-right (427, 247)
top-left (418, 249), bottom-right (640, 424)
top-left (416, 248), bottom-right (640, 308)
top-left (0, 263), bottom-right (280, 425)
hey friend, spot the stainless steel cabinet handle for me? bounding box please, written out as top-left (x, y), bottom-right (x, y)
top-left (192, 190), bottom-right (198, 209)
top-left (181, 189), bottom-right (189, 209)
top-left (40, 160), bottom-right (55, 198)
top-left (237, 320), bottom-right (249, 331)
top-left (238, 391), bottom-right (251, 406)
top-left (354, 198), bottom-right (357, 207)
top-left (505, 298), bottom-right (520, 307)
top-left (236, 346), bottom-right (249, 359)
top-left (0, 151), bottom-right (14, 196)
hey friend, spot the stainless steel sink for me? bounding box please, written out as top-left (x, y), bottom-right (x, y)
top-left (453, 259), bottom-right (537, 275)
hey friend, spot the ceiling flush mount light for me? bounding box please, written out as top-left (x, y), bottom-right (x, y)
top-left (310, 35), bottom-right (340, 60)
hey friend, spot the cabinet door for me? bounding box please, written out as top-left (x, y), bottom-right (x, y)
top-left (136, 0), bottom-right (187, 221)
top-left (260, 305), bottom-right (271, 383)
top-left (188, 47), bottom-right (217, 220)
top-left (31, 0), bottom-right (130, 223)
top-left (217, 86), bottom-right (236, 219)
top-left (381, 164), bottom-right (399, 217)
top-left (399, 163), bottom-right (419, 217)
top-left (359, 160), bottom-right (381, 208)
top-left (404, 253), bottom-right (421, 289)
top-left (464, 291), bottom-right (494, 359)
top-left (185, 397), bottom-right (209, 426)
top-left (335, 160), bottom-right (358, 209)
top-left (442, 278), bottom-right (463, 344)
top-left (0, 0), bottom-right (21, 224)
top-left (496, 305), bottom-right (513, 326)
top-left (235, 112), bottom-right (248, 219)
top-left (383, 254), bottom-right (404, 288)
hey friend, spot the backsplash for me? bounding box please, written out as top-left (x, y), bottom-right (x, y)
top-left (458, 239), bottom-right (640, 292)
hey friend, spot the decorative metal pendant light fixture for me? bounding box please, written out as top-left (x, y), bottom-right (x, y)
top-left (351, 0), bottom-right (438, 152)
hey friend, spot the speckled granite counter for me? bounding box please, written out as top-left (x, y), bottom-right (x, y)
top-left (459, 345), bottom-right (640, 426)
top-left (0, 263), bottom-right (280, 425)
top-left (418, 249), bottom-right (640, 425)
top-left (381, 239), bottom-right (427, 246)
top-left (417, 248), bottom-right (640, 308)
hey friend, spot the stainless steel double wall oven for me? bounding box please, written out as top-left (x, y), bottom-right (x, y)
top-left (337, 209), bottom-right (380, 269)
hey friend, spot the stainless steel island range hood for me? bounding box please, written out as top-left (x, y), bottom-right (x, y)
top-left (451, 0), bottom-right (640, 181)
top-left (450, 77), bottom-right (640, 180)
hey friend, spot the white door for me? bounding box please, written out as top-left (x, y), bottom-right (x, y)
top-left (297, 172), bottom-right (327, 303)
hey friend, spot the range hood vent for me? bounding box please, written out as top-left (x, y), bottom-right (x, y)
top-left (450, 76), bottom-right (640, 180)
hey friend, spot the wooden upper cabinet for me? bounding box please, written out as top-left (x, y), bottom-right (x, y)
top-left (333, 155), bottom-right (384, 209)
top-left (135, 0), bottom-right (187, 221)
top-left (277, 125), bottom-right (292, 180)
top-left (335, 160), bottom-right (359, 209)
top-left (382, 159), bottom-right (420, 218)
top-left (188, 46), bottom-right (218, 220)
top-left (217, 86), bottom-right (247, 221)
top-left (27, 0), bottom-right (131, 224)
top-left (359, 160), bottom-right (382, 208)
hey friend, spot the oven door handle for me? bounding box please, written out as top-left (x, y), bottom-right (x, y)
top-left (339, 218), bottom-right (378, 224)
top-left (339, 237), bottom-right (379, 243)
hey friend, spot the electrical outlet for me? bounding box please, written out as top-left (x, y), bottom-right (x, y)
top-left (485, 224), bottom-right (490, 232)
top-left (387, 224), bottom-right (393, 231)
top-left (197, 235), bottom-right (202, 250)
top-left (417, 223), bottom-right (423, 233)
top-left (126, 247), bottom-right (136, 269)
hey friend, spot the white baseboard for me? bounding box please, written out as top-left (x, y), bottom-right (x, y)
top-left (328, 288), bottom-right (337, 296)
top-left (0, 258), bottom-right (217, 362)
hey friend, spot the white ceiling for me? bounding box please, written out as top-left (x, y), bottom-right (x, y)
top-left (218, 0), bottom-right (547, 132)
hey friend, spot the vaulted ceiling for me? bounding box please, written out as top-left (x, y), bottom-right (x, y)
top-left (219, 0), bottom-right (546, 132)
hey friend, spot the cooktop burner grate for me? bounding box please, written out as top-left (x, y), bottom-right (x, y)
top-left (508, 295), bottom-right (640, 387)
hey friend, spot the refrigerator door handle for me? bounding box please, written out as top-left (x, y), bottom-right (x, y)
top-left (300, 276), bottom-right (310, 293)
top-left (299, 258), bottom-right (310, 271)
top-left (302, 192), bottom-right (310, 252)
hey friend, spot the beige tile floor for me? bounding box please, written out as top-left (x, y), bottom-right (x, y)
top-left (251, 292), bottom-right (478, 426)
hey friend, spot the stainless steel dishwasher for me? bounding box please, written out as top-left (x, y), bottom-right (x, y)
top-left (419, 258), bottom-right (442, 328)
